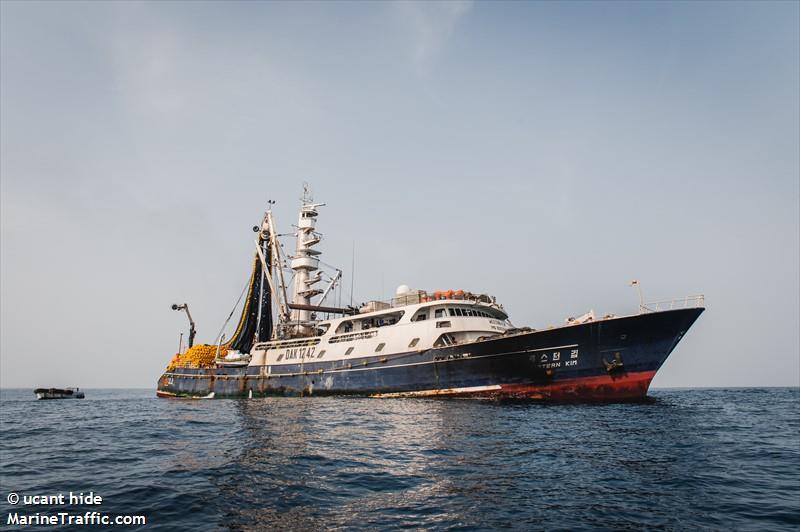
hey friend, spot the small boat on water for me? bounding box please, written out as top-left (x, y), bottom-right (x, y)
top-left (34, 388), bottom-right (85, 400)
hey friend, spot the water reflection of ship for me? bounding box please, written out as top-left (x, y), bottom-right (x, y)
top-left (223, 398), bottom-right (468, 529)
top-left (158, 185), bottom-right (704, 401)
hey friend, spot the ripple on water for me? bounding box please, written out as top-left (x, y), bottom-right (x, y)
top-left (0, 388), bottom-right (798, 531)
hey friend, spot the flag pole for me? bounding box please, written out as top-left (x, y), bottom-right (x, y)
top-left (630, 280), bottom-right (644, 313)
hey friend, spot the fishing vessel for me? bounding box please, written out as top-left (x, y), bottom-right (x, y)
top-left (35, 388), bottom-right (85, 400)
top-left (157, 186), bottom-right (704, 401)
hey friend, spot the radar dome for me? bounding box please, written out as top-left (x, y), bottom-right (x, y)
top-left (395, 284), bottom-right (411, 296)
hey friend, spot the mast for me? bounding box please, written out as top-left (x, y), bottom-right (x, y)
top-left (290, 184), bottom-right (325, 336)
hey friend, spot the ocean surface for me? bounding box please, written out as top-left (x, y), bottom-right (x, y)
top-left (0, 388), bottom-right (798, 531)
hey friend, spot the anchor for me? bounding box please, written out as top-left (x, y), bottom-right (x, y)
top-left (603, 352), bottom-right (625, 374)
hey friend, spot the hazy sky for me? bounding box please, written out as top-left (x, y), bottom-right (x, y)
top-left (2, 1), bottom-right (798, 389)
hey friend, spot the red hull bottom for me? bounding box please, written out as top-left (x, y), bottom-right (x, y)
top-left (482, 370), bottom-right (658, 401)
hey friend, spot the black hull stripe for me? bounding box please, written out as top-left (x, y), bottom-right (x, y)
top-left (164, 343), bottom-right (581, 378)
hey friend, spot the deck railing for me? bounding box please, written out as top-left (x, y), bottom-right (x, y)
top-left (639, 295), bottom-right (705, 314)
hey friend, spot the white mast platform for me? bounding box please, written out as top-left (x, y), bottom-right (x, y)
top-left (289, 185), bottom-right (325, 335)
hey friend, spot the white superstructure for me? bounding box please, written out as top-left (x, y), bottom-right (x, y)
top-left (250, 292), bottom-right (512, 371)
top-left (247, 186), bottom-right (512, 370)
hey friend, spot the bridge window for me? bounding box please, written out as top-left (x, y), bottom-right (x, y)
top-left (358, 311), bottom-right (405, 330)
top-left (444, 307), bottom-right (494, 318)
top-left (336, 321), bottom-right (354, 334)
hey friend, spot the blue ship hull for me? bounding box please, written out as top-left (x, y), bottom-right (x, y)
top-left (157, 308), bottom-right (703, 401)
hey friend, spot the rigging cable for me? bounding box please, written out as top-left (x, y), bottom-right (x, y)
top-left (214, 274), bottom-right (252, 347)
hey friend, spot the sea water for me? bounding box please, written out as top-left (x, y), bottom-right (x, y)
top-left (1, 388), bottom-right (798, 531)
